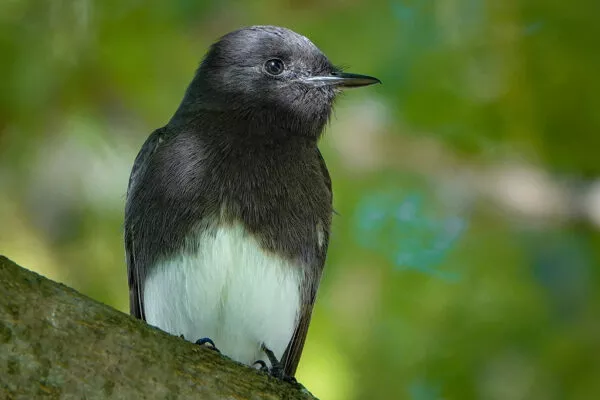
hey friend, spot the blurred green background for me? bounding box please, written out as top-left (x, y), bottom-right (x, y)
top-left (1, 0), bottom-right (599, 399)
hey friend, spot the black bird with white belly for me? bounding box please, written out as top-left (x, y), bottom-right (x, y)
top-left (125, 25), bottom-right (380, 379)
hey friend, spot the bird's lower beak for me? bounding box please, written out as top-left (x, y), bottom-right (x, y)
top-left (305, 72), bottom-right (381, 88)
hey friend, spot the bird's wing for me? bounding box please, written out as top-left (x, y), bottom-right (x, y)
top-left (282, 147), bottom-right (332, 377)
top-left (125, 127), bottom-right (167, 320)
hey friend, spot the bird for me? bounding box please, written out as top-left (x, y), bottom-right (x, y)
top-left (124, 25), bottom-right (380, 379)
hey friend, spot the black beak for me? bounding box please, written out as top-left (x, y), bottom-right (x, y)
top-left (305, 71), bottom-right (381, 88)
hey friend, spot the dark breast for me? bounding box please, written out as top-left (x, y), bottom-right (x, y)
top-left (135, 129), bottom-right (332, 269)
top-left (207, 133), bottom-right (332, 266)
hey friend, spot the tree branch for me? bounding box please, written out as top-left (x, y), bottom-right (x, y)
top-left (0, 256), bottom-right (317, 400)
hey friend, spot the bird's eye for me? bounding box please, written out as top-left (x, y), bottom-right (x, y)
top-left (264, 59), bottom-right (285, 76)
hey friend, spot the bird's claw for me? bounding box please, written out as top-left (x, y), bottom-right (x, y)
top-left (260, 343), bottom-right (297, 383)
top-left (195, 337), bottom-right (221, 353)
top-left (253, 360), bottom-right (269, 372)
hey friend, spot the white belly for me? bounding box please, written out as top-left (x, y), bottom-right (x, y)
top-left (143, 223), bottom-right (302, 366)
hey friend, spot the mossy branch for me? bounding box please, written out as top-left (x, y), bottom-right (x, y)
top-left (0, 256), bottom-right (317, 400)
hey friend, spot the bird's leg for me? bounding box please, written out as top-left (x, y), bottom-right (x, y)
top-left (260, 343), bottom-right (297, 383)
top-left (262, 344), bottom-right (283, 377)
top-left (195, 337), bottom-right (221, 353)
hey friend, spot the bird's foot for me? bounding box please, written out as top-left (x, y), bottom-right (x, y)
top-left (195, 337), bottom-right (221, 353)
top-left (253, 360), bottom-right (269, 373)
top-left (259, 344), bottom-right (297, 384)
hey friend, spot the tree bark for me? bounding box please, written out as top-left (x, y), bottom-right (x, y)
top-left (0, 256), bottom-right (317, 400)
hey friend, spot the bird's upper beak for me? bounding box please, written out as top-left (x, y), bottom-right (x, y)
top-left (304, 71), bottom-right (381, 88)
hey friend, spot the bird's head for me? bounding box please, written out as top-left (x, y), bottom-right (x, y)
top-left (173, 26), bottom-right (380, 138)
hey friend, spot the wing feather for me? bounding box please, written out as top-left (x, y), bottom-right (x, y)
top-left (282, 147), bottom-right (332, 377)
top-left (125, 127), bottom-right (167, 320)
